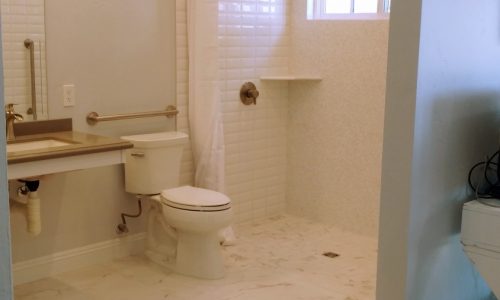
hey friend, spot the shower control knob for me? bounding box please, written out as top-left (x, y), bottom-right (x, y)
top-left (248, 88), bottom-right (259, 99)
top-left (240, 82), bottom-right (259, 105)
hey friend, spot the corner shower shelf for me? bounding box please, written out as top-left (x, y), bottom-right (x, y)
top-left (260, 76), bottom-right (322, 81)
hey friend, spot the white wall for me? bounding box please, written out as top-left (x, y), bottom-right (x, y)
top-left (378, 0), bottom-right (500, 298)
top-left (45, 0), bottom-right (176, 136)
top-left (0, 24), bottom-right (13, 299)
top-left (376, 0), bottom-right (420, 296)
top-left (287, 1), bottom-right (388, 236)
top-left (10, 0), bottom-right (177, 263)
top-left (0, 0), bottom-right (48, 120)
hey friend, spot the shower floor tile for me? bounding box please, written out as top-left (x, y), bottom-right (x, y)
top-left (14, 214), bottom-right (377, 300)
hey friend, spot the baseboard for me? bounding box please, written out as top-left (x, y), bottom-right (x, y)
top-left (13, 232), bottom-right (146, 285)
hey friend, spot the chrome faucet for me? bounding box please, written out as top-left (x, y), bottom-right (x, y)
top-left (5, 103), bottom-right (23, 141)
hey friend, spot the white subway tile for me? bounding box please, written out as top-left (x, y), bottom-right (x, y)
top-left (176, 0), bottom-right (288, 223)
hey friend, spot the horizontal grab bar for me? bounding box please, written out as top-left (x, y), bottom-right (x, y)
top-left (86, 105), bottom-right (178, 126)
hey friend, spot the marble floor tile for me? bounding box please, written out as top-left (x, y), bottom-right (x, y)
top-left (14, 214), bottom-right (378, 300)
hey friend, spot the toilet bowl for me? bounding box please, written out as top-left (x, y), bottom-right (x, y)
top-left (121, 131), bottom-right (232, 279)
top-left (161, 186), bottom-right (232, 279)
top-left (461, 200), bottom-right (500, 297)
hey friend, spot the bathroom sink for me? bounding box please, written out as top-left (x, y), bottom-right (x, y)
top-left (6, 128), bottom-right (133, 180)
top-left (7, 138), bottom-right (73, 153)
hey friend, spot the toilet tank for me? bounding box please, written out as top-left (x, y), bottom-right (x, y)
top-left (121, 131), bottom-right (189, 195)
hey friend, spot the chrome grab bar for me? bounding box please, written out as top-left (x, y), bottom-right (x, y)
top-left (86, 105), bottom-right (178, 125)
top-left (24, 39), bottom-right (37, 120)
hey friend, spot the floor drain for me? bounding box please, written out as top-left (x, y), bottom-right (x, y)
top-left (322, 252), bottom-right (339, 258)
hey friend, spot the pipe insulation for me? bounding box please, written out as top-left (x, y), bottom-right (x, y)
top-left (9, 180), bottom-right (42, 235)
top-left (26, 191), bottom-right (41, 236)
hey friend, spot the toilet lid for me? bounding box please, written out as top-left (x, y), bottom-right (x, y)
top-left (161, 186), bottom-right (231, 212)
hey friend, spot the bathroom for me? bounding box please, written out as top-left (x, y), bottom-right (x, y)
top-left (1, 0), bottom-right (500, 299)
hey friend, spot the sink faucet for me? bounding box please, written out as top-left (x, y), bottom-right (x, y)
top-left (5, 103), bottom-right (23, 141)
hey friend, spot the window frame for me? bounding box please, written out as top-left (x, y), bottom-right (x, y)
top-left (308, 0), bottom-right (390, 20)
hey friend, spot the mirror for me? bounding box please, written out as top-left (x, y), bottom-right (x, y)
top-left (1, 0), bottom-right (176, 130)
top-left (0, 0), bottom-right (49, 120)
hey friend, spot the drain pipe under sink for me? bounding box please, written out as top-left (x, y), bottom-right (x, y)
top-left (11, 180), bottom-right (41, 236)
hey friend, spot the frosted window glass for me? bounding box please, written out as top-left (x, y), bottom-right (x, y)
top-left (325, 0), bottom-right (351, 14)
top-left (309, 0), bottom-right (390, 18)
top-left (354, 0), bottom-right (377, 13)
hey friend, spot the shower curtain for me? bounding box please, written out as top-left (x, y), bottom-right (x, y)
top-left (187, 0), bottom-right (234, 244)
top-left (187, 0), bottom-right (225, 193)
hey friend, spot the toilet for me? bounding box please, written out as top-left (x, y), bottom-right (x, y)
top-left (121, 131), bottom-right (232, 279)
top-left (461, 199), bottom-right (500, 296)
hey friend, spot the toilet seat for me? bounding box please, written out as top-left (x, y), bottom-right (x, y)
top-left (160, 186), bottom-right (231, 212)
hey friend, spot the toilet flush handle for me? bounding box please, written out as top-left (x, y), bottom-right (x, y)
top-left (131, 152), bottom-right (145, 158)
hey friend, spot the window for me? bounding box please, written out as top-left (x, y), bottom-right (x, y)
top-left (308, 0), bottom-right (390, 20)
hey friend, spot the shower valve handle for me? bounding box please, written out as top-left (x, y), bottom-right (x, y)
top-left (240, 82), bottom-right (259, 105)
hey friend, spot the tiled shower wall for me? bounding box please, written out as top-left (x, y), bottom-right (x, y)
top-left (287, 3), bottom-right (387, 237)
top-left (0, 0), bottom-right (48, 120)
top-left (175, 0), bottom-right (195, 187)
top-left (176, 0), bottom-right (289, 222)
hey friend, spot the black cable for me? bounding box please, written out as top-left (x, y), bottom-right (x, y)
top-left (120, 199), bottom-right (142, 226)
top-left (484, 150), bottom-right (500, 186)
top-left (467, 162), bottom-right (497, 192)
top-left (481, 160), bottom-right (499, 197)
top-left (468, 150), bottom-right (500, 199)
top-left (468, 161), bottom-right (487, 192)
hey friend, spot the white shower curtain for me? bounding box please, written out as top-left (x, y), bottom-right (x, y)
top-left (187, 0), bottom-right (225, 192)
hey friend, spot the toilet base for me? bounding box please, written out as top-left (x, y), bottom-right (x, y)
top-left (175, 230), bottom-right (225, 279)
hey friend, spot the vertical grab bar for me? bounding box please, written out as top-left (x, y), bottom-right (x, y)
top-left (24, 39), bottom-right (37, 120)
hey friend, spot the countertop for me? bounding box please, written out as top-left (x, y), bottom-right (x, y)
top-left (7, 131), bottom-right (133, 164)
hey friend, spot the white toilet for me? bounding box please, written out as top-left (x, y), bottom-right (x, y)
top-left (121, 131), bottom-right (232, 279)
top-left (461, 199), bottom-right (500, 296)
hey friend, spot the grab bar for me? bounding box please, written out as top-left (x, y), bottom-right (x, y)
top-left (24, 39), bottom-right (37, 120)
top-left (86, 105), bottom-right (179, 125)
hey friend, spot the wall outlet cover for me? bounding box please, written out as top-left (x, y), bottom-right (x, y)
top-left (63, 84), bottom-right (76, 107)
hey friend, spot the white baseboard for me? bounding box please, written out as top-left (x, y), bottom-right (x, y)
top-left (13, 232), bottom-right (146, 285)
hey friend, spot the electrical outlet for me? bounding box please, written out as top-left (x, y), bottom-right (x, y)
top-left (63, 84), bottom-right (76, 107)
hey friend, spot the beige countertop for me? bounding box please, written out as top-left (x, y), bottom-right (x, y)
top-left (7, 131), bottom-right (133, 164)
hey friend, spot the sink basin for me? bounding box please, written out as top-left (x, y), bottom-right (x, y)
top-left (6, 121), bottom-right (133, 180)
top-left (7, 138), bottom-right (73, 153)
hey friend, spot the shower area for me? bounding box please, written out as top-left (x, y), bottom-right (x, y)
top-left (178, 0), bottom-right (387, 233)
top-left (9, 0), bottom-right (388, 299)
